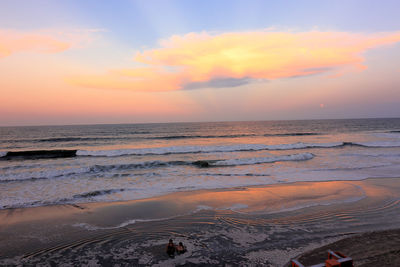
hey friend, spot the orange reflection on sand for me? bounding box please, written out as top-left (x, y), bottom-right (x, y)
top-left (0, 204), bottom-right (87, 227)
top-left (170, 181), bottom-right (366, 213)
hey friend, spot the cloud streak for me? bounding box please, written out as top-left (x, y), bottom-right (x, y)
top-left (0, 29), bottom-right (103, 58)
top-left (70, 30), bottom-right (400, 91)
top-left (0, 30), bottom-right (69, 58)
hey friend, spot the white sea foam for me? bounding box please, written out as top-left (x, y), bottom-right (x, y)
top-left (267, 142), bottom-right (342, 150)
top-left (214, 153), bottom-right (314, 166)
top-left (73, 205), bottom-right (216, 230)
top-left (73, 220), bottom-right (139, 230)
top-left (73, 212), bottom-right (201, 231)
top-left (220, 203), bottom-right (249, 211)
top-left (194, 205), bottom-right (213, 212)
top-left (357, 141), bottom-right (400, 147)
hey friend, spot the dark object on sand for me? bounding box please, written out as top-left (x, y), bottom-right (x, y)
top-left (166, 239), bottom-right (176, 258)
top-left (291, 250), bottom-right (353, 267)
top-left (176, 242), bottom-right (187, 254)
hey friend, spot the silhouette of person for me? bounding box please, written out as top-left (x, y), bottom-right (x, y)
top-left (176, 242), bottom-right (186, 254)
top-left (166, 239), bottom-right (176, 258)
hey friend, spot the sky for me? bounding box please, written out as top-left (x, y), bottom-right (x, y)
top-left (0, 0), bottom-right (400, 126)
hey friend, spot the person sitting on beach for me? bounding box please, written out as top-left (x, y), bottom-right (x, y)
top-left (176, 242), bottom-right (187, 254)
top-left (166, 239), bottom-right (176, 257)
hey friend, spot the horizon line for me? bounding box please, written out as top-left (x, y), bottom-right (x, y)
top-left (1, 116), bottom-right (399, 128)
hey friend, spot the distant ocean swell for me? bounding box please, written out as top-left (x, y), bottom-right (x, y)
top-left (3, 130), bottom-right (396, 145)
top-left (2, 141), bottom-right (400, 160)
top-left (3, 129), bottom-right (398, 144)
top-left (0, 132), bottom-right (321, 144)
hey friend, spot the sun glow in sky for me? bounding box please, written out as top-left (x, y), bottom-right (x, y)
top-left (1, 0), bottom-right (400, 126)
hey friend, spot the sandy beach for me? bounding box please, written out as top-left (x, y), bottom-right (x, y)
top-left (1, 177), bottom-right (400, 266)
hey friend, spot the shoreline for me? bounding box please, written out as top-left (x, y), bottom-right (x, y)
top-left (1, 176), bottom-right (391, 226)
top-left (1, 177), bottom-right (400, 265)
top-left (2, 175), bottom-right (397, 212)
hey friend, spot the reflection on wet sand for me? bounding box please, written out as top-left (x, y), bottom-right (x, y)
top-left (164, 180), bottom-right (366, 213)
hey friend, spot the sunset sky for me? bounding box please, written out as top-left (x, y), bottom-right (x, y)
top-left (1, 0), bottom-right (400, 126)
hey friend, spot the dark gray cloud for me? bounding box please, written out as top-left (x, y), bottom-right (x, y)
top-left (284, 67), bottom-right (335, 79)
top-left (183, 77), bottom-right (257, 90)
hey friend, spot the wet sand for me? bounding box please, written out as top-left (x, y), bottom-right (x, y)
top-left (1, 177), bottom-right (400, 266)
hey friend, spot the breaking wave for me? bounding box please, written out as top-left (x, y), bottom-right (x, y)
top-left (75, 141), bottom-right (400, 157)
top-left (2, 141), bottom-right (400, 160)
top-left (0, 153), bottom-right (314, 183)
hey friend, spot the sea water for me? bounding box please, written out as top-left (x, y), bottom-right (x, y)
top-left (1, 118), bottom-right (400, 209)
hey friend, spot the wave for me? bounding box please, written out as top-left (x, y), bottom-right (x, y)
top-left (0, 153), bottom-right (304, 182)
top-left (83, 153), bottom-right (313, 170)
top-left (0, 166), bottom-right (90, 182)
top-left (73, 188), bottom-right (127, 199)
top-left (0, 153), bottom-right (314, 184)
top-left (37, 137), bottom-right (118, 142)
top-left (78, 143), bottom-right (327, 157)
top-left (0, 161), bottom-right (185, 182)
top-left (3, 141), bottom-right (400, 161)
top-left (264, 132), bottom-right (319, 137)
top-left (1, 132), bottom-right (151, 144)
top-left (352, 141), bottom-right (400, 147)
top-left (133, 132), bottom-right (319, 140)
top-left (147, 134), bottom-right (257, 140)
top-left (89, 160), bottom-right (187, 172)
top-left (76, 144), bottom-right (269, 157)
top-left (0, 177), bottom-right (49, 183)
top-left (267, 142), bottom-right (342, 150)
top-left (213, 153), bottom-right (314, 166)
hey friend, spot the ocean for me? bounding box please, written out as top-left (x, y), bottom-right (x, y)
top-left (1, 118), bottom-right (400, 210)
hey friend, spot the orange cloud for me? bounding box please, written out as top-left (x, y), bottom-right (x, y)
top-left (70, 30), bottom-right (400, 91)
